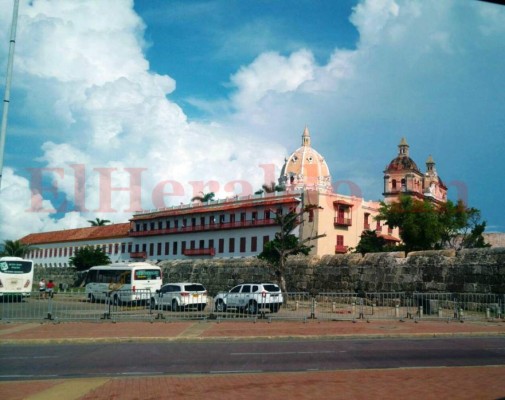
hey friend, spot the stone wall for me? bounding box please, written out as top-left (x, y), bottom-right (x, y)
top-left (34, 266), bottom-right (78, 290)
top-left (37, 247), bottom-right (505, 294)
top-left (157, 248), bottom-right (505, 295)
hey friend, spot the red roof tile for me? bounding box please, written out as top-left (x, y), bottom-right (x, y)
top-left (377, 233), bottom-right (401, 242)
top-left (19, 223), bottom-right (130, 245)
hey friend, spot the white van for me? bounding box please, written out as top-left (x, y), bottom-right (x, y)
top-left (85, 262), bottom-right (162, 305)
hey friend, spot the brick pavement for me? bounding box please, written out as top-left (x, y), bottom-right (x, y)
top-left (1, 319), bottom-right (504, 399)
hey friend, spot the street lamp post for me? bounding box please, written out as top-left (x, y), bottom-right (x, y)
top-left (0, 0), bottom-right (20, 189)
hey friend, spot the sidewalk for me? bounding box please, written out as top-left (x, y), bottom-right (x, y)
top-left (1, 319), bottom-right (504, 400)
top-left (1, 318), bottom-right (504, 343)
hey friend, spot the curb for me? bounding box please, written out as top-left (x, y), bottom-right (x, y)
top-left (3, 330), bottom-right (505, 345)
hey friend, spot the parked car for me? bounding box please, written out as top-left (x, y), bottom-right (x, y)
top-left (214, 283), bottom-right (283, 314)
top-left (150, 283), bottom-right (207, 311)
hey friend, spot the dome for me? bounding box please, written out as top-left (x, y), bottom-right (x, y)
top-left (279, 127), bottom-right (332, 191)
top-left (385, 137), bottom-right (420, 173)
top-left (386, 156), bottom-right (420, 172)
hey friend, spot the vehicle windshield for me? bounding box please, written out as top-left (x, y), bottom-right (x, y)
top-left (263, 284), bottom-right (280, 292)
top-left (0, 260), bottom-right (32, 274)
top-left (134, 269), bottom-right (161, 280)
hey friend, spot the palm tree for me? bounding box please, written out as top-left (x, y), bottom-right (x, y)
top-left (88, 218), bottom-right (111, 226)
top-left (1, 240), bottom-right (33, 258)
top-left (255, 182), bottom-right (285, 195)
top-left (191, 192), bottom-right (215, 203)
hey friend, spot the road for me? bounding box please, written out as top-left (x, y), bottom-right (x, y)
top-left (1, 337), bottom-right (504, 381)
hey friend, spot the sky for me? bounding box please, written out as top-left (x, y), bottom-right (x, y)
top-left (0, 0), bottom-right (504, 241)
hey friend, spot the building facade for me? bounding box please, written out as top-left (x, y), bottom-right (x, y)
top-left (21, 128), bottom-right (429, 267)
top-left (21, 224), bottom-right (130, 268)
top-left (383, 137), bottom-right (447, 204)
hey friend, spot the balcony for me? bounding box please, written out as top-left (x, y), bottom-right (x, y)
top-left (334, 217), bottom-right (352, 227)
top-left (130, 251), bottom-right (147, 259)
top-left (335, 245), bottom-right (348, 254)
top-left (183, 248), bottom-right (216, 256)
top-left (129, 218), bottom-right (278, 237)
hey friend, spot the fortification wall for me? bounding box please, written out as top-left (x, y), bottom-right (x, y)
top-left (33, 267), bottom-right (77, 290)
top-left (159, 247), bottom-right (505, 295)
top-left (35, 248), bottom-right (505, 294)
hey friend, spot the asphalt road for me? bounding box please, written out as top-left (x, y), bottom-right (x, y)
top-left (1, 337), bottom-right (505, 381)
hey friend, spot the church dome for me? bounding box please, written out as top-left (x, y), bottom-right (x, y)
top-left (279, 127), bottom-right (332, 191)
top-left (385, 137), bottom-right (420, 173)
top-left (386, 156), bottom-right (420, 172)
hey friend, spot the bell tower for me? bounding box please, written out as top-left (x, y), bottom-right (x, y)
top-left (383, 137), bottom-right (424, 203)
top-left (383, 139), bottom-right (447, 204)
top-left (423, 155), bottom-right (447, 203)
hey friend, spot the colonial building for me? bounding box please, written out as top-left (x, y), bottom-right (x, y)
top-left (383, 137), bottom-right (447, 204)
top-left (21, 224), bottom-right (130, 268)
top-left (127, 190), bottom-right (301, 260)
top-left (21, 128), bottom-right (414, 267)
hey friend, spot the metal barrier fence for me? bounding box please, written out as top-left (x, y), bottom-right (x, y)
top-left (1, 291), bottom-right (504, 323)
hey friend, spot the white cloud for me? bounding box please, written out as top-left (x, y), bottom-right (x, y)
top-left (0, 0), bottom-right (285, 240)
top-left (0, 168), bottom-right (89, 238)
top-left (222, 0), bottom-right (505, 225)
top-left (1, 0), bottom-right (504, 241)
top-left (350, 0), bottom-right (400, 46)
top-left (230, 50), bottom-right (316, 111)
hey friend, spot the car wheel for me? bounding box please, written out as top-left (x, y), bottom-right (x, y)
top-left (215, 299), bottom-right (226, 312)
top-left (246, 300), bottom-right (258, 315)
top-left (270, 304), bottom-right (280, 313)
top-left (171, 299), bottom-right (180, 312)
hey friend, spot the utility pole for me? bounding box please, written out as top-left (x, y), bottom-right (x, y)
top-left (0, 0), bottom-right (20, 189)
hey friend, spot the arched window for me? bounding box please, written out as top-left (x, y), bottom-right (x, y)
top-left (392, 179), bottom-right (397, 190)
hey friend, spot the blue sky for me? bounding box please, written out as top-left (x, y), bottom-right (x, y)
top-left (0, 0), bottom-right (504, 240)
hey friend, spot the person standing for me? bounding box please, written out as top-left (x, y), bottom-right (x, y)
top-left (46, 280), bottom-right (55, 298)
top-left (39, 278), bottom-right (46, 299)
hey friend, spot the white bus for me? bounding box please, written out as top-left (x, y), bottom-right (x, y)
top-left (85, 262), bottom-right (162, 305)
top-left (0, 257), bottom-right (34, 299)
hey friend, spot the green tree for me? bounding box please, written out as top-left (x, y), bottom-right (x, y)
top-left (0, 240), bottom-right (33, 257)
top-left (377, 195), bottom-right (488, 253)
top-left (69, 246), bottom-right (111, 271)
top-left (191, 192), bottom-right (215, 202)
top-left (88, 218), bottom-right (111, 226)
top-left (450, 206), bottom-right (491, 249)
top-left (354, 230), bottom-right (389, 255)
top-left (258, 205), bottom-right (326, 298)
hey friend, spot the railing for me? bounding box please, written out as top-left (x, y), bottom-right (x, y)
top-left (1, 291), bottom-right (503, 323)
top-left (132, 189), bottom-right (304, 216)
top-left (335, 245), bottom-right (348, 254)
top-left (334, 217), bottom-right (352, 226)
top-left (130, 251), bottom-right (147, 258)
top-left (129, 218), bottom-right (278, 237)
top-left (183, 248), bottom-right (216, 256)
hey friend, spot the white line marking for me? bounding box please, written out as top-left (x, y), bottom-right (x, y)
top-left (0, 374), bottom-right (58, 378)
top-left (210, 370), bottom-right (263, 374)
top-left (118, 372), bottom-right (163, 376)
top-left (0, 356), bottom-right (58, 360)
top-left (231, 351), bottom-right (338, 356)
